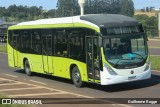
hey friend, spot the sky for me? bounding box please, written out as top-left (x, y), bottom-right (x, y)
top-left (0, 0), bottom-right (160, 10)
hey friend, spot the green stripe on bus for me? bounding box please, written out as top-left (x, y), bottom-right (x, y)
top-left (8, 23), bottom-right (100, 32)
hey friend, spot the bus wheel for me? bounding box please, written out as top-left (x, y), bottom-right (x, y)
top-left (24, 60), bottom-right (32, 76)
top-left (72, 67), bottom-right (84, 88)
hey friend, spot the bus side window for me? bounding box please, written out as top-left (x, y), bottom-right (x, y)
top-left (42, 29), bottom-right (53, 56)
top-left (69, 28), bottom-right (85, 62)
top-left (55, 29), bottom-right (68, 57)
top-left (31, 30), bottom-right (42, 54)
top-left (8, 31), bottom-right (13, 46)
top-left (12, 30), bottom-right (19, 50)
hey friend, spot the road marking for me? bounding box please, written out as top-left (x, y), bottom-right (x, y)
top-left (5, 74), bottom-right (18, 78)
top-left (30, 80), bottom-right (47, 85)
top-left (8, 92), bottom-right (66, 97)
top-left (0, 78), bottom-right (15, 82)
top-left (0, 78), bottom-right (8, 80)
top-left (21, 82), bottom-right (94, 98)
top-left (0, 82), bottom-right (24, 86)
top-left (0, 77), bottom-right (132, 107)
top-left (11, 81), bottom-right (132, 107)
top-left (0, 77), bottom-right (94, 98)
top-left (0, 87), bottom-right (43, 92)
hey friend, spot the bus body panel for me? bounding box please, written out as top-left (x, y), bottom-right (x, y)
top-left (20, 54), bottom-right (44, 74)
top-left (43, 56), bottom-right (54, 74)
top-left (100, 37), bottom-right (151, 85)
top-left (74, 22), bottom-right (100, 32)
top-left (101, 48), bottom-right (150, 76)
top-left (53, 57), bottom-right (88, 82)
top-left (13, 49), bottom-right (21, 67)
top-left (100, 66), bottom-right (151, 85)
top-left (8, 42), bottom-right (89, 82)
top-left (8, 23), bottom-right (100, 33)
top-left (8, 44), bottom-right (15, 68)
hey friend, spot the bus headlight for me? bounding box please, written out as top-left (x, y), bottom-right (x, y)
top-left (144, 60), bottom-right (150, 71)
top-left (104, 63), bottom-right (118, 76)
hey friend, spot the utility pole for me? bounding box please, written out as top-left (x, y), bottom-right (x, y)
top-left (78, 0), bottom-right (86, 16)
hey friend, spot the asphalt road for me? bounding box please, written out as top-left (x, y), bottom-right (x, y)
top-left (148, 39), bottom-right (160, 56)
top-left (0, 53), bottom-right (160, 107)
top-left (0, 43), bottom-right (6, 46)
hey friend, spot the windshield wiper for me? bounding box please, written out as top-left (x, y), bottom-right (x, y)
top-left (113, 53), bottom-right (145, 68)
top-left (131, 52), bottom-right (145, 61)
top-left (113, 58), bottom-right (131, 68)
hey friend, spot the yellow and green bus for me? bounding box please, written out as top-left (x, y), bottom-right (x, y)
top-left (7, 14), bottom-right (151, 87)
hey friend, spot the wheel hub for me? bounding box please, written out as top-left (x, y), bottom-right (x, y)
top-left (74, 71), bottom-right (80, 82)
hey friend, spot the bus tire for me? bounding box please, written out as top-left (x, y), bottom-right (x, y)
top-left (72, 67), bottom-right (84, 88)
top-left (24, 60), bottom-right (32, 76)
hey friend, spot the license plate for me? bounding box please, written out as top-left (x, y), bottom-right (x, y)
top-left (128, 76), bottom-right (136, 80)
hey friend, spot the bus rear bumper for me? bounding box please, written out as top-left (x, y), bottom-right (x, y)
top-left (100, 68), bottom-right (151, 85)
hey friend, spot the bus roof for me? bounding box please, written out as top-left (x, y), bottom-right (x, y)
top-left (10, 14), bottom-right (140, 31)
top-left (80, 14), bottom-right (139, 28)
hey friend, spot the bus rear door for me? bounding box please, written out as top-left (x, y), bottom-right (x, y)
top-left (42, 30), bottom-right (54, 75)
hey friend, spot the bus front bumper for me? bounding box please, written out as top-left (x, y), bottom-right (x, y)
top-left (100, 67), bottom-right (151, 85)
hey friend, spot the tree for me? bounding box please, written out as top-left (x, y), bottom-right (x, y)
top-left (149, 6), bottom-right (155, 11)
top-left (120, 0), bottom-right (134, 16)
top-left (0, 0), bottom-right (135, 22)
top-left (56, 0), bottom-right (79, 17)
top-left (141, 8), bottom-right (145, 12)
top-left (146, 16), bottom-right (158, 29)
top-left (110, 0), bottom-right (121, 14)
top-left (56, 0), bottom-right (134, 17)
top-left (134, 14), bottom-right (158, 29)
top-left (0, 7), bottom-right (6, 17)
top-left (47, 9), bottom-right (57, 18)
top-left (146, 7), bottom-right (149, 12)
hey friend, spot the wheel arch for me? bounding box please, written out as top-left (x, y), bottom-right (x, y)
top-left (70, 64), bottom-right (77, 80)
top-left (69, 62), bottom-right (88, 82)
top-left (23, 57), bottom-right (28, 68)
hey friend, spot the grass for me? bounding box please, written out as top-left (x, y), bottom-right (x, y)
top-left (150, 56), bottom-right (160, 71)
top-left (0, 45), bottom-right (7, 53)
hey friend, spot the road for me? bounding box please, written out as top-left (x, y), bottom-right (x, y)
top-left (0, 53), bottom-right (160, 107)
top-left (0, 43), bottom-right (6, 46)
top-left (148, 39), bottom-right (160, 56)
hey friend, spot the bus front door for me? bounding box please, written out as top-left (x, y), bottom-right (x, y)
top-left (42, 31), bottom-right (54, 75)
top-left (86, 37), bottom-right (100, 82)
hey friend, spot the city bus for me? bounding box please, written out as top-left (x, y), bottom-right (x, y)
top-left (7, 14), bottom-right (151, 87)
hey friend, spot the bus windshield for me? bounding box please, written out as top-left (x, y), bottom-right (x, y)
top-left (103, 33), bottom-right (148, 69)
